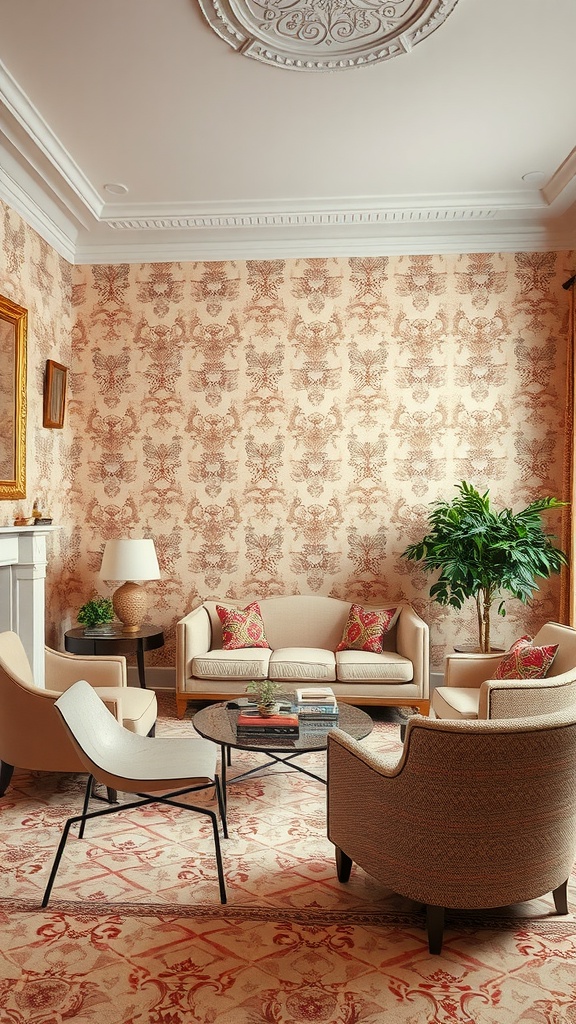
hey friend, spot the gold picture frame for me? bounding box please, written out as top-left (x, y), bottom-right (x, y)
top-left (43, 359), bottom-right (67, 429)
top-left (0, 294), bottom-right (27, 499)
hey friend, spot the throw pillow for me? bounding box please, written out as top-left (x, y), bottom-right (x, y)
top-left (216, 602), bottom-right (270, 650)
top-left (336, 604), bottom-right (399, 654)
top-left (493, 635), bottom-right (559, 680)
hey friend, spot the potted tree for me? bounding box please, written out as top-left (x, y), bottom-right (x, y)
top-left (401, 481), bottom-right (568, 653)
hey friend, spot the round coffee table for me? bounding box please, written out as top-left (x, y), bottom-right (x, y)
top-left (193, 699), bottom-right (373, 811)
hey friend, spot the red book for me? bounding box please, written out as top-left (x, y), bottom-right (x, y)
top-left (237, 711), bottom-right (299, 729)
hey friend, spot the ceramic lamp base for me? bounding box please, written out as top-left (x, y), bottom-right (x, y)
top-left (112, 581), bottom-right (147, 631)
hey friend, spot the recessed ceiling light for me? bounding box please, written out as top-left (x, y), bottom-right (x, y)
top-left (103, 182), bottom-right (128, 195)
top-left (521, 171), bottom-right (546, 185)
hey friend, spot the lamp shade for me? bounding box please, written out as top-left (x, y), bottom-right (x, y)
top-left (100, 539), bottom-right (161, 582)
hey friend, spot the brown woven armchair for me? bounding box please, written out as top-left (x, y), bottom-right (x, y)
top-left (327, 710), bottom-right (576, 954)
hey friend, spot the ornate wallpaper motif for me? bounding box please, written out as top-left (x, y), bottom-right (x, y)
top-left (0, 199), bottom-right (573, 671)
top-left (70, 251), bottom-right (571, 669)
top-left (0, 200), bottom-right (73, 639)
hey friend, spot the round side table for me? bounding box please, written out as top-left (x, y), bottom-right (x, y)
top-left (64, 625), bottom-right (164, 688)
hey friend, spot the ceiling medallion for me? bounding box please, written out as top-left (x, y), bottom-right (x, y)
top-left (196, 0), bottom-right (460, 71)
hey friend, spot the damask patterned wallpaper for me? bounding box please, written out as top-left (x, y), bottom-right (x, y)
top-left (70, 252), bottom-right (572, 669)
top-left (0, 200), bottom-right (74, 641)
top-left (1, 199), bottom-right (574, 670)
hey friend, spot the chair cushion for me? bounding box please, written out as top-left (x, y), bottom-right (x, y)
top-left (494, 635), bottom-right (559, 680)
top-left (432, 686), bottom-right (480, 720)
top-left (192, 648), bottom-right (271, 681)
top-left (336, 604), bottom-right (399, 653)
top-left (93, 686), bottom-right (157, 736)
top-left (268, 648), bottom-right (336, 682)
top-left (216, 602), bottom-right (270, 650)
top-left (336, 650), bottom-right (413, 683)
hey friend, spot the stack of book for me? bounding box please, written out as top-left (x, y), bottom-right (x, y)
top-left (295, 687), bottom-right (339, 730)
top-left (236, 709), bottom-right (300, 738)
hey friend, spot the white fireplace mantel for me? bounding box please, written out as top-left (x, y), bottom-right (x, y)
top-left (0, 525), bottom-right (60, 687)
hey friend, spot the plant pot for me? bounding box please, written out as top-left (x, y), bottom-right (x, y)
top-left (257, 702), bottom-right (277, 716)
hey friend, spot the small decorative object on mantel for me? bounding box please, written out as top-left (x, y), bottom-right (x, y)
top-left (30, 498), bottom-right (52, 526)
top-left (77, 597), bottom-right (115, 635)
top-left (245, 678), bottom-right (282, 716)
top-left (13, 513), bottom-right (33, 526)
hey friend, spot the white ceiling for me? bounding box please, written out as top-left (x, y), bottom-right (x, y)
top-left (0, 0), bottom-right (575, 264)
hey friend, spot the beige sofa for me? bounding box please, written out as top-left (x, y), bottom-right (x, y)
top-left (176, 595), bottom-right (429, 719)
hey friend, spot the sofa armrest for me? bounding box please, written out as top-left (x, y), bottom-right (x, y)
top-left (395, 604), bottom-right (429, 698)
top-left (443, 652), bottom-right (505, 689)
top-left (45, 647), bottom-right (127, 692)
top-left (176, 605), bottom-right (212, 691)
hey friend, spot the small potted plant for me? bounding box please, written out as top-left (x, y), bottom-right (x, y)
top-left (401, 481), bottom-right (568, 653)
top-left (77, 597), bottom-right (115, 634)
top-left (246, 678), bottom-right (282, 715)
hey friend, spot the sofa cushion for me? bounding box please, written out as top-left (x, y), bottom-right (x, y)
top-left (432, 686), bottom-right (480, 720)
top-left (336, 604), bottom-right (399, 653)
top-left (336, 650), bottom-right (413, 683)
top-left (268, 648), bottom-right (336, 682)
top-left (493, 635), bottom-right (558, 680)
top-left (216, 602), bottom-right (270, 650)
top-left (192, 648), bottom-right (271, 681)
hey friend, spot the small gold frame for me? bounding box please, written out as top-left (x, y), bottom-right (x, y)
top-left (43, 359), bottom-right (67, 429)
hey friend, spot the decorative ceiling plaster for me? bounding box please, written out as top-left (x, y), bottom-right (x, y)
top-left (196, 0), bottom-right (460, 71)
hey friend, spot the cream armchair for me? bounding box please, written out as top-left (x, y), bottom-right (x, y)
top-left (0, 630), bottom-right (158, 796)
top-left (327, 710), bottom-right (576, 954)
top-left (432, 621), bottom-right (576, 721)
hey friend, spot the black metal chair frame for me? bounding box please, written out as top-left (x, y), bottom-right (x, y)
top-left (42, 774), bottom-right (228, 907)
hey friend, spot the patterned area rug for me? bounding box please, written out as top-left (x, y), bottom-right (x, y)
top-left (0, 692), bottom-right (575, 1023)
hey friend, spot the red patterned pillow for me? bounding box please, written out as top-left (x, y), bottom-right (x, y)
top-left (216, 602), bottom-right (270, 650)
top-left (336, 604), bottom-right (399, 654)
top-left (493, 635), bottom-right (558, 680)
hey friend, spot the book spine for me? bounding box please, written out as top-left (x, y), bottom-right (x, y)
top-left (237, 727), bottom-right (299, 736)
top-left (298, 716), bottom-right (339, 722)
top-left (297, 707), bottom-right (339, 714)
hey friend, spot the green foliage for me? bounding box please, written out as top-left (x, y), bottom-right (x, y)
top-left (77, 597), bottom-right (114, 628)
top-left (401, 481), bottom-right (568, 652)
top-left (246, 678), bottom-right (281, 706)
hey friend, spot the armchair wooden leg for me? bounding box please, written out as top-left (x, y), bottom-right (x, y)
top-left (0, 761), bottom-right (14, 796)
top-left (426, 904), bottom-right (445, 954)
top-left (553, 879), bottom-right (569, 914)
top-left (335, 846), bottom-right (353, 883)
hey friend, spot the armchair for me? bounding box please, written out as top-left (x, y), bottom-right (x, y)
top-left (432, 622), bottom-right (576, 721)
top-left (0, 630), bottom-right (157, 796)
top-left (327, 710), bottom-right (576, 954)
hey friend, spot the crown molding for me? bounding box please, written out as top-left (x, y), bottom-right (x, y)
top-left (0, 62), bottom-right (103, 219)
top-left (77, 221), bottom-right (574, 266)
top-left (1, 56), bottom-right (575, 265)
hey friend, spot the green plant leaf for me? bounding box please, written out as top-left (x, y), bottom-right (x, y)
top-left (401, 481), bottom-right (568, 650)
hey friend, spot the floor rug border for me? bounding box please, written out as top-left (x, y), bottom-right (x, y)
top-left (3, 897), bottom-right (575, 934)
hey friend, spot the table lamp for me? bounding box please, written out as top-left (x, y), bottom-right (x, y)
top-left (99, 538), bottom-right (161, 632)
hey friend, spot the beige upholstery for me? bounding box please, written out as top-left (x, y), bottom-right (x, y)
top-left (327, 709), bottom-right (576, 953)
top-left (42, 680), bottom-right (227, 906)
top-left (432, 622), bottom-right (576, 721)
top-left (0, 630), bottom-right (158, 795)
top-left (176, 595), bottom-right (429, 718)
